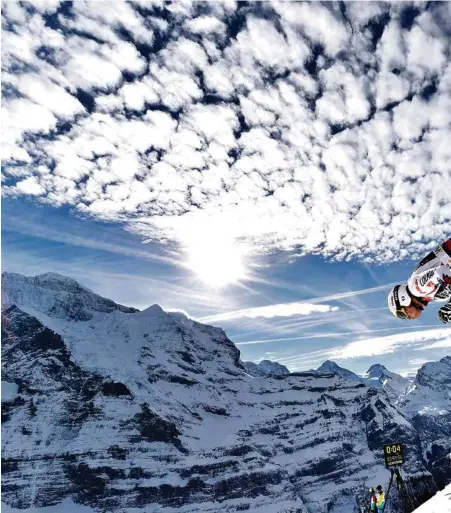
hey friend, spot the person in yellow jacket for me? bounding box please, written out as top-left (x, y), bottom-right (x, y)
top-left (375, 485), bottom-right (385, 512)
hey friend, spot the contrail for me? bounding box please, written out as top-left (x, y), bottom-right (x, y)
top-left (198, 282), bottom-right (399, 324)
top-left (232, 307), bottom-right (388, 340)
top-left (235, 324), bottom-right (442, 346)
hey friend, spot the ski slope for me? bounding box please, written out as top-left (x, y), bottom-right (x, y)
top-left (413, 484), bottom-right (451, 513)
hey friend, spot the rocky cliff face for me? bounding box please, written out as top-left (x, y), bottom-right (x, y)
top-left (241, 359), bottom-right (290, 377)
top-left (398, 356), bottom-right (451, 489)
top-left (1, 272), bottom-right (446, 513)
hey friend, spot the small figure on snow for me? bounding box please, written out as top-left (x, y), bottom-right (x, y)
top-left (359, 498), bottom-right (369, 513)
top-left (369, 487), bottom-right (377, 512)
top-left (388, 239), bottom-right (451, 322)
top-left (375, 485), bottom-right (385, 512)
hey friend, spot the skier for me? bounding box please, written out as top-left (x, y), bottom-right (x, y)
top-left (359, 498), bottom-right (369, 513)
top-left (375, 485), bottom-right (385, 512)
top-left (388, 239), bottom-right (451, 322)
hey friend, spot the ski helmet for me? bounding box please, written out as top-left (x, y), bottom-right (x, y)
top-left (388, 284), bottom-right (412, 319)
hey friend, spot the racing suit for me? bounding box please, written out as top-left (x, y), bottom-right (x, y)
top-left (407, 239), bottom-right (451, 323)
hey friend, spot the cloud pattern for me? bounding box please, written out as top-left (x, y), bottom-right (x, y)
top-left (2, 1), bottom-right (451, 262)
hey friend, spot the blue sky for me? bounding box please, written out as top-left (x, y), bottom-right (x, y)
top-left (3, 198), bottom-right (450, 377)
top-left (2, 1), bottom-right (451, 376)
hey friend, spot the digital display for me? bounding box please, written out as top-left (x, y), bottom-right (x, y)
top-left (383, 443), bottom-right (405, 467)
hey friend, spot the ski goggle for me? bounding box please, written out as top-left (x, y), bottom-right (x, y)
top-left (395, 306), bottom-right (410, 320)
top-left (396, 298), bottom-right (425, 319)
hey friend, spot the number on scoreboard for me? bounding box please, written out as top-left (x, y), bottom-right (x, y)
top-left (383, 443), bottom-right (405, 467)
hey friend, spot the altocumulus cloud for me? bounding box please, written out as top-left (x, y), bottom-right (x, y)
top-left (2, 1), bottom-right (451, 262)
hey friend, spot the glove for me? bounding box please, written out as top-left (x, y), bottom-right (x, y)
top-left (438, 303), bottom-right (451, 324)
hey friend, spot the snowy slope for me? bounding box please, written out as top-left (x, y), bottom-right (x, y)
top-left (317, 360), bottom-right (364, 383)
top-left (1, 272), bottom-right (445, 513)
top-left (413, 483), bottom-right (451, 513)
top-left (364, 364), bottom-right (411, 400)
top-left (315, 361), bottom-right (410, 401)
top-left (398, 357), bottom-right (451, 488)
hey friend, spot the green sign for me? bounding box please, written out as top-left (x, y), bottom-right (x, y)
top-left (383, 443), bottom-right (405, 467)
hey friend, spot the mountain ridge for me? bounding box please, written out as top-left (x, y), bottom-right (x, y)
top-left (1, 271), bottom-right (138, 322)
top-left (1, 272), bottom-right (449, 513)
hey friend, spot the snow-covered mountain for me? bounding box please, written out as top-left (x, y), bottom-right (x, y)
top-left (1, 272), bottom-right (447, 513)
top-left (398, 356), bottom-right (451, 489)
top-left (241, 359), bottom-right (290, 377)
top-left (1, 272), bottom-right (138, 321)
top-left (313, 361), bottom-right (411, 402)
top-left (316, 360), bottom-right (364, 383)
top-left (364, 363), bottom-right (411, 399)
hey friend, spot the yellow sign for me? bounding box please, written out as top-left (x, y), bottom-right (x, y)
top-left (383, 443), bottom-right (404, 467)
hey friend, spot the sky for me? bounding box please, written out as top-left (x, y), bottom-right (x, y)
top-left (2, 0), bottom-right (451, 377)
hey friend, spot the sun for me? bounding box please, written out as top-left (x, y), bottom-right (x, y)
top-left (185, 237), bottom-right (248, 288)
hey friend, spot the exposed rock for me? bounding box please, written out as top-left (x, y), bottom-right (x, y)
top-left (398, 356), bottom-right (451, 488)
top-left (1, 273), bottom-right (446, 513)
top-left (242, 359), bottom-right (290, 377)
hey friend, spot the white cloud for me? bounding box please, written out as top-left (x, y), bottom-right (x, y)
top-left (15, 74), bottom-right (85, 117)
top-left (3, 99), bottom-right (58, 147)
top-left (68, 1), bottom-right (154, 45)
top-left (198, 302), bottom-right (339, 324)
top-left (274, 2), bottom-right (349, 58)
top-left (234, 325), bottom-right (442, 347)
top-left (64, 47), bottom-right (123, 91)
top-left (377, 18), bottom-right (406, 72)
top-left (408, 358), bottom-right (432, 366)
top-left (184, 16), bottom-right (227, 37)
top-left (374, 71), bottom-right (410, 109)
top-left (227, 17), bottom-right (310, 72)
top-left (416, 339), bottom-right (451, 350)
top-left (405, 25), bottom-right (447, 80)
top-left (331, 327), bottom-right (451, 359)
top-left (317, 63), bottom-right (371, 124)
top-left (2, 2), bottom-right (451, 269)
top-left (15, 177), bottom-right (46, 196)
top-left (119, 79), bottom-right (159, 111)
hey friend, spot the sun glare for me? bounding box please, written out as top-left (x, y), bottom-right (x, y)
top-left (185, 237), bottom-right (248, 288)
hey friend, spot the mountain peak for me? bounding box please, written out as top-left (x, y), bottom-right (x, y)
top-left (367, 363), bottom-right (388, 377)
top-left (34, 272), bottom-right (90, 290)
top-left (3, 271), bottom-right (89, 294)
top-left (241, 359), bottom-right (290, 377)
top-left (317, 360), bottom-right (341, 372)
top-left (316, 360), bottom-right (363, 382)
top-left (36, 272), bottom-right (78, 282)
top-left (140, 304), bottom-right (166, 316)
top-left (2, 271), bottom-right (138, 321)
top-left (363, 364), bottom-right (410, 400)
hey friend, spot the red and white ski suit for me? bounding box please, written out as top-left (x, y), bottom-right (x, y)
top-left (407, 239), bottom-right (451, 304)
